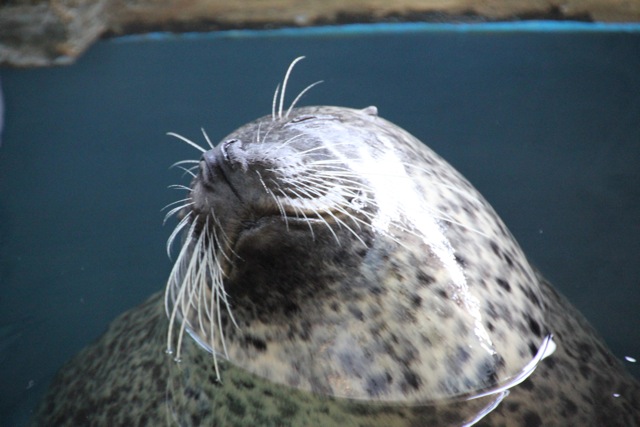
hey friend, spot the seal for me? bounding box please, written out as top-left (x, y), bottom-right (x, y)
top-left (32, 57), bottom-right (640, 426)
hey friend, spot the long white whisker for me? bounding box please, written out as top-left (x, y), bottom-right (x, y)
top-left (162, 197), bottom-right (192, 211)
top-left (163, 202), bottom-right (194, 225)
top-left (272, 84), bottom-right (280, 121)
top-left (166, 212), bottom-right (193, 257)
top-left (165, 216), bottom-right (199, 355)
top-left (285, 80), bottom-right (323, 118)
top-left (261, 133), bottom-right (305, 158)
top-left (170, 159), bottom-right (200, 168)
top-left (168, 132), bottom-right (207, 153)
top-left (201, 128), bottom-right (215, 149)
top-left (279, 56), bottom-right (305, 119)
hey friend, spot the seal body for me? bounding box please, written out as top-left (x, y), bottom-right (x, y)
top-left (32, 105), bottom-right (640, 426)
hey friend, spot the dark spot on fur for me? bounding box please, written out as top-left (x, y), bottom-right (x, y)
top-left (504, 253), bottom-right (514, 267)
top-left (496, 278), bottom-right (511, 292)
top-left (370, 286), bottom-right (383, 295)
top-left (577, 342), bottom-right (593, 361)
top-left (411, 294), bottom-right (422, 307)
top-left (402, 369), bottom-right (422, 392)
top-left (184, 386), bottom-right (200, 400)
top-left (579, 363), bottom-right (592, 379)
top-left (283, 301), bottom-right (299, 315)
top-left (527, 315), bottom-right (542, 337)
top-left (366, 372), bottom-right (392, 397)
top-left (490, 241), bottom-right (500, 256)
top-left (243, 335), bottom-right (267, 352)
top-left (561, 396), bottom-right (578, 416)
top-left (528, 341), bottom-right (538, 357)
top-left (523, 411), bottom-right (542, 427)
top-left (519, 284), bottom-right (542, 308)
top-left (277, 397), bottom-right (299, 418)
top-left (456, 346), bottom-right (471, 363)
top-left (348, 304), bottom-right (364, 321)
top-left (476, 356), bottom-right (501, 385)
top-left (232, 377), bottom-right (256, 390)
top-left (190, 411), bottom-right (204, 425)
top-left (454, 254), bottom-right (467, 267)
top-left (300, 320), bottom-right (312, 340)
top-left (542, 356), bottom-right (556, 369)
top-left (520, 378), bottom-right (534, 391)
top-left (486, 321), bottom-right (495, 332)
top-left (417, 271), bottom-right (435, 286)
top-left (226, 393), bottom-right (247, 417)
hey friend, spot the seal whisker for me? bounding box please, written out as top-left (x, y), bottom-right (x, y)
top-left (210, 212), bottom-right (240, 264)
top-left (162, 196), bottom-right (192, 211)
top-left (167, 184), bottom-right (193, 192)
top-left (261, 122), bottom-right (276, 143)
top-left (285, 80), bottom-right (323, 118)
top-left (296, 174), bottom-right (374, 197)
top-left (292, 181), bottom-right (378, 240)
top-left (201, 128), bottom-right (215, 149)
top-left (163, 202), bottom-right (194, 226)
top-left (308, 206), bottom-right (341, 244)
top-left (292, 204), bottom-right (317, 239)
top-left (170, 159), bottom-right (200, 168)
top-left (266, 187), bottom-right (291, 230)
top-left (285, 184), bottom-right (366, 246)
top-left (317, 205), bottom-right (368, 246)
top-left (177, 166), bottom-right (198, 178)
top-left (166, 211), bottom-right (193, 257)
top-left (275, 183), bottom-right (340, 241)
top-left (256, 121), bottom-right (262, 143)
top-left (165, 216), bottom-right (200, 357)
top-left (261, 133), bottom-right (306, 158)
top-left (271, 83), bottom-right (280, 121)
top-left (195, 237), bottom-right (211, 343)
top-left (167, 132), bottom-right (207, 153)
top-left (283, 141), bottom-right (357, 158)
top-left (278, 56), bottom-right (306, 120)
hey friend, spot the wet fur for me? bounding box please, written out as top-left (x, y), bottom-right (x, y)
top-left (31, 58), bottom-right (640, 426)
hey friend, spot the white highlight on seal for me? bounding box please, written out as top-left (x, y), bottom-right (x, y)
top-left (316, 122), bottom-right (498, 358)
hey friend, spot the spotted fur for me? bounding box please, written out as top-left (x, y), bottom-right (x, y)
top-left (31, 61), bottom-right (640, 426)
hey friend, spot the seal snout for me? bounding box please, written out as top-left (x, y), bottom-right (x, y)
top-left (200, 149), bottom-right (225, 186)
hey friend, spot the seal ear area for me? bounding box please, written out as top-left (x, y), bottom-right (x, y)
top-left (361, 105), bottom-right (378, 117)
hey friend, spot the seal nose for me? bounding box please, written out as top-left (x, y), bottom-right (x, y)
top-left (200, 139), bottom-right (250, 186)
top-left (203, 149), bottom-right (219, 168)
top-left (201, 149), bottom-right (224, 185)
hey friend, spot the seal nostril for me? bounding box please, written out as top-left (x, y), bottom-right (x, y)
top-left (221, 139), bottom-right (240, 162)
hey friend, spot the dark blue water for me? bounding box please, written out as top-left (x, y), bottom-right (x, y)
top-left (1, 22), bottom-right (639, 426)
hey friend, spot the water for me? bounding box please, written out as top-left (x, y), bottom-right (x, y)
top-left (1, 22), bottom-right (639, 426)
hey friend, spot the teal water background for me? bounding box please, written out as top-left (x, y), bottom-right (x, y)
top-left (1, 22), bottom-right (639, 426)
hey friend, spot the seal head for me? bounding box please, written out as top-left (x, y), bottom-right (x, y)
top-left (165, 60), bottom-right (554, 406)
